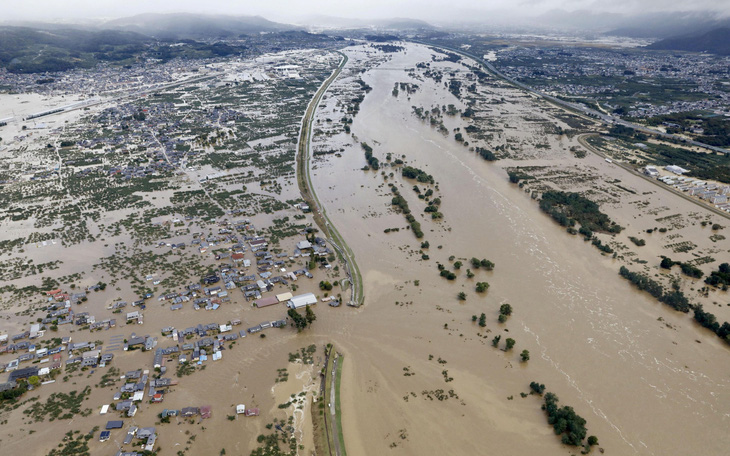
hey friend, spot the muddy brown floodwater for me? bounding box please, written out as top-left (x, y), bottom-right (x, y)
top-left (311, 44), bottom-right (730, 455)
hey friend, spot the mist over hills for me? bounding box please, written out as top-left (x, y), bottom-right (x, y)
top-left (102, 13), bottom-right (299, 40)
top-left (465, 9), bottom-right (730, 39)
top-left (300, 15), bottom-right (434, 31)
top-left (647, 27), bottom-right (730, 55)
top-left (3, 8), bottom-right (730, 75)
top-left (0, 13), bottom-right (338, 74)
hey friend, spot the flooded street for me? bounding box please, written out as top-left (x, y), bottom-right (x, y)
top-left (311, 44), bottom-right (730, 455)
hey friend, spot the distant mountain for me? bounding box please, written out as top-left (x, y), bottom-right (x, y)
top-left (646, 27), bottom-right (730, 55)
top-left (378, 18), bottom-right (435, 31)
top-left (534, 9), bottom-right (626, 32)
top-left (103, 13), bottom-right (300, 40)
top-left (605, 12), bottom-right (730, 39)
top-left (528, 9), bottom-right (730, 39)
top-left (301, 15), bottom-right (434, 31)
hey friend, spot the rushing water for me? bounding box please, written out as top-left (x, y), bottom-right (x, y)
top-left (311, 43), bottom-right (730, 456)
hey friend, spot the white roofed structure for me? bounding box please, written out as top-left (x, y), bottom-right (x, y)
top-left (287, 293), bottom-right (317, 309)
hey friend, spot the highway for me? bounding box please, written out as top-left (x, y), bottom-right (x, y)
top-left (415, 40), bottom-right (730, 221)
top-left (413, 40), bottom-right (729, 156)
top-left (577, 134), bottom-right (730, 221)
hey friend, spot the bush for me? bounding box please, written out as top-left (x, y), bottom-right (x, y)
top-left (402, 166), bottom-right (434, 184)
top-left (541, 391), bottom-right (589, 447)
top-left (440, 270), bottom-right (456, 280)
top-left (539, 191), bottom-right (622, 234)
top-left (529, 382), bottom-right (545, 395)
top-left (705, 263), bottom-right (730, 288)
top-left (629, 236), bottom-right (645, 246)
top-left (505, 338), bottom-right (515, 351)
top-left (679, 262), bottom-right (703, 279)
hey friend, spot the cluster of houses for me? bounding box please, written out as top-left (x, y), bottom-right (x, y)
top-left (0, 327), bottom-right (69, 374)
top-left (147, 224), bottom-right (325, 313)
top-left (0, 210), bottom-right (339, 452)
top-left (67, 340), bottom-right (114, 368)
top-left (644, 165), bottom-right (730, 209)
top-left (102, 421), bottom-right (159, 452)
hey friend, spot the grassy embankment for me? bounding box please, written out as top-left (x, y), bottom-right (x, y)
top-left (296, 51), bottom-right (364, 306)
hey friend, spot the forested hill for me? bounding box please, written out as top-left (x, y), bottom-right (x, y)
top-left (0, 26), bottom-right (150, 73)
top-left (647, 27), bottom-right (730, 56)
top-left (0, 19), bottom-right (335, 74)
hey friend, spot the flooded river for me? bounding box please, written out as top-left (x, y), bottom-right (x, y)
top-left (311, 44), bottom-right (730, 455)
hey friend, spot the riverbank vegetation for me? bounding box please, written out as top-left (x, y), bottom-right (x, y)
top-left (539, 191), bottom-right (622, 234)
top-left (530, 383), bottom-right (598, 452)
top-left (390, 185), bottom-right (424, 238)
top-left (619, 266), bottom-right (691, 312)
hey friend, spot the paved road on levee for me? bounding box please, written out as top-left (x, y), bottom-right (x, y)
top-left (330, 356), bottom-right (341, 456)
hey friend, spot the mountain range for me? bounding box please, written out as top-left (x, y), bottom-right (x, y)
top-left (647, 27), bottom-right (730, 55)
top-left (102, 13), bottom-right (297, 40)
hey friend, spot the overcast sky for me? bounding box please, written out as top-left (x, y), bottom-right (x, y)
top-left (5, 0), bottom-right (730, 23)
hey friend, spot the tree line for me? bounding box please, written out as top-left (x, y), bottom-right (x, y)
top-left (539, 191), bottom-right (623, 234)
top-left (530, 382), bottom-right (598, 451)
top-left (618, 266), bottom-right (691, 312)
top-left (621, 266), bottom-right (730, 345)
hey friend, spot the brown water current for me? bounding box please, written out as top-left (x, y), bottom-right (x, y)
top-left (310, 44), bottom-right (730, 455)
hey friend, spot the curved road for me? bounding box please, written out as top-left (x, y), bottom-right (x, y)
top-left (414, 40), bottom-right (729, 156)
top-left (296, 52), bottom-right (364, 307)
top-left (414, 40), bottom-right (730, 221)
top-left (577, 134), bottom-right (730, 221)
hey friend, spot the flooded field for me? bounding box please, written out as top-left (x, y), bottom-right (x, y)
top-left (311, 43), bottom-right (730, 455)
top-left (1, 39), bottom-right (729, 456)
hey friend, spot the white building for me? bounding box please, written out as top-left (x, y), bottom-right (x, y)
top-left (296, 240), bottom-right (312, 250)
top-left (665, 165), bottom-right (689, 175)
top-left (287, 293), bottom-right (317, 309)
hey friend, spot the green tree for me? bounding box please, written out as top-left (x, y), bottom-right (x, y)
top-left (499, 303), bottom-right (513, 316)
top-left (475, 282), bottom-right (489, 293)
top-left (520, 350), bottom-right (530, 362)
top-left (28, 376), bottom-right (40, 387)
top-left (491, 335), bottom-right (501, 347)
top-left (529, 382), bottom-right (545, 395)
top-left (587, 436), bottom-right (598, 446)
top-left (480, 259), bottom-right (495, 270)
top-left (305, 305), bottom-right (316, 325)
top-left (457, 292), bottom-right (467, 301)
top-left (288, 308), bottom-right (308, 331)
top-left (478, 313), bottom-right (487, 328)
top-left (466, 269), bottom-right (474, 279)
top-left (505, 338), bottom-right (516, 351)
top-left (453, 261), bottom-right (462, 270)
